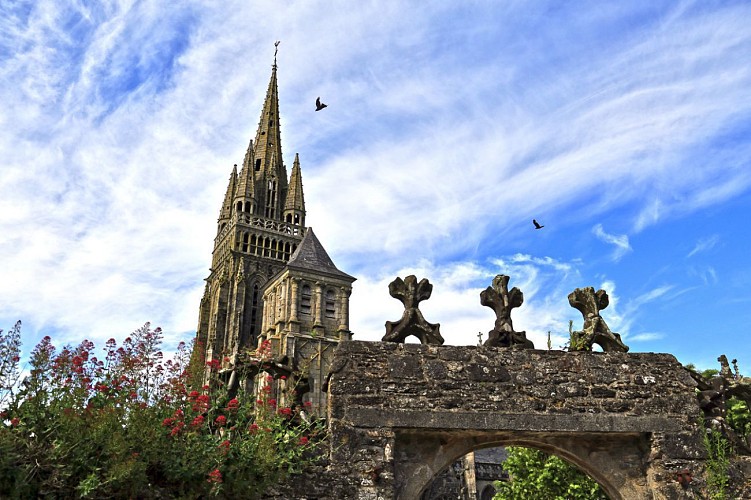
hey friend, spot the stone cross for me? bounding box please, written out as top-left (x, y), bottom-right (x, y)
top-left (567, 287), bottom-right (628, 352)
top-left (382, 275), bottom-right (443, 345)
top-left (480, 275), bottom-right (534, 348)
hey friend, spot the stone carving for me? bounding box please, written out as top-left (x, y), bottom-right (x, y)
top-left (480, 275), bottom-right (534, 349)
top-left (567, 287), bottom-right (628, 352)
top-left (382, 275), bottom-right (443, 345)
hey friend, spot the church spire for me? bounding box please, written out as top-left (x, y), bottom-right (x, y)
top-left (252, 63), bottom-right (283, 179)
top-left (283, 153), bottom-right (305, 227)
top-left (235, 139), bottom-right (256, 211)
top-left (218, 164), bottom-right (237, 224)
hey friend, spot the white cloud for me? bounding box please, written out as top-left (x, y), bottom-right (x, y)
top-left (687, 235), bottom-right (720, 258)
top-left (592, 224), bottom-right (632, 262)
top-left (2, 1), bottom-right (751, 369)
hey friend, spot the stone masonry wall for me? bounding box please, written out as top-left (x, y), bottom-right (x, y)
top-left (267, 340), bottom-right (751, 499)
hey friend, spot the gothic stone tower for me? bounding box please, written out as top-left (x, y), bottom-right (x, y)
top-left (195, 62), bottom-right (355, 411)
top-left (259, 227), bottom-right (355, 412)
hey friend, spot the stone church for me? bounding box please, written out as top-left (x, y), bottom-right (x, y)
top-left (194, 60), bottom-right (355, 412)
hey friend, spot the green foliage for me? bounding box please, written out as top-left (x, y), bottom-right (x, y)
top-left (703, 429), bottom-right (731, 500)
top-left (0, 320), bottom-right (22, 408)
top-left (492, 447), bottom-right (607, 500)
top-left (727, 397), bottom-right (751, 441)
top-left (0, 324), bottom-right (324, 499)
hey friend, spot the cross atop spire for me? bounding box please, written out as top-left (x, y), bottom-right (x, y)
top-left (273, 40), bottom-right (280, 68)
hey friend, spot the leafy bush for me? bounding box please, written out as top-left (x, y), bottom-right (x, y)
top-left (0, 323), bottom-right (323, 498)
top-left (493, 446), bottom-right (607, 500)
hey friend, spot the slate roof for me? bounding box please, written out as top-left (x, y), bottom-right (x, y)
top-left (286, 227), bottom-right (356, 282)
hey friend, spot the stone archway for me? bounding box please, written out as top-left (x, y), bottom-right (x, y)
top-left (325, 340), bottom-right (706, 499)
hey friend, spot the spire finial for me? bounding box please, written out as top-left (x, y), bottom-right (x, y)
top-left (273, 40), bottom-right (280, 67)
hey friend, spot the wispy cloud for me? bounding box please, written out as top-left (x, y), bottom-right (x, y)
top-left (687, 235), bottom-right (720, 258)
top-left (592, 224), bottom-right (632, 261)
top-left (2, 1), bottom-right (751, 370)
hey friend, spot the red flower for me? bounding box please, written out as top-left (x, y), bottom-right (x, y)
top-left (206, 359), bottom-right (220, 370)
top-left (215, 415), bottom-right (227, 427)
top-left (10, 418), bottom-right (20, 427)
top-left (268, 398), bottom-right (277, 407)
top-left (280, 375), bottom-right (287, 380)
top-left (298, 436), bottom-right (309, 446)
top-left (248, 423), bottom-right (259, 433)
top-left (162, 417), bottom-right (175, 427)
top-left (279, 407), bottom-right (292, 416)
top-left (188, 390), bottom-right (200, 399)
top-left (191, 415), bottom-right (205, 428)
top-left (170, 421), bottom-right (185, 436)
top-left (207, 468), bottom-right (223, 484)
top-left (227, 398), bottom-right (239, 411)
top-left (218, 440), bottom-right (230, 455)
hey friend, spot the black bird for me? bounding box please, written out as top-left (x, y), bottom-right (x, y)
top-left (315, 97), bottom-right (328, 111)
top-left (533, 219), bottom-right (544, 229)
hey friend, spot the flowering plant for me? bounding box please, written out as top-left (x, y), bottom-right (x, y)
top-left (0, 323), bottom-right (324, 498)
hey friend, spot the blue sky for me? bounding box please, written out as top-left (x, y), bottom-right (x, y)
top-left (2, 1), bottom-right (751, 371)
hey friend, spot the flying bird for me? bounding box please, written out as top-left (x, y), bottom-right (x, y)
top-left (533, 219), bottom-right (544, 229)
top-left (315, 97), bottom-right (328, 111)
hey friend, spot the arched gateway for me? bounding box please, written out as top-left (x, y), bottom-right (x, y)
top-left (321, 340), bottom-right (705, 499)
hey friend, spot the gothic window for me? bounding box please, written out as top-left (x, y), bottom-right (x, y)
top-left (283, 242), bottom-right (291, 260)
top-left (294, 214), bottom-right (300, 224)
top-left (325, 289), bottom-right (336, 319)
top-left (265, 179), bottom-right (277, 218)
top-left (250, 234), bottom-right (257, 255)
top-left (270, 238), bottom-right (277, 259)
top-left (241, 232), bottom-right (249, 252)
top-left (250, 283), bottom-right (260, 341)
top-left (300, 284), bottom-right (312, 315)
top-left (236, 201), bottom-right (243, 213)
top-left (244, 201), bottom-right (251, 213)
top-left (255, 158), bottom-right (262, 171)
top-left (263, 237), bottom-right (271, 257)
top-left (286, 214), bottom-right (292, 223)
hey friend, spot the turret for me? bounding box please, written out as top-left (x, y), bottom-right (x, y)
top-left (283, 153), bottom-right (306, 229)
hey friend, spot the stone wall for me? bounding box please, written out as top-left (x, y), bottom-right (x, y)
top-left (267, 340), bottom-right (751, 499)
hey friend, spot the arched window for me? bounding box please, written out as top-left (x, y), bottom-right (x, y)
top-left (250, 283), bottom-right (260, 342)
top-left (294, 214), bottom-right (300, 224)
top-left (286, 214), bottom-right (292, 223)
top-left (255, 158), bottom-right (262, 171)
top-left (284, 242), bottom-right (291, 261)
top-left (265, 179), bottom-right (277, 218)
top-left (250, 234), bottom-right (257, 255)
top-left (300, 285), bottom-right (312, 315)
top-left (244, 201), bottom-right (251, 213)
top-left (325, 289), bottom-right (336, 319)
top-left (241, 232), bottom-right (249, 252)
top-left (236, 201), bottom-right (243, 213)
top-left (270, 238), bottom-right (277, 259)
